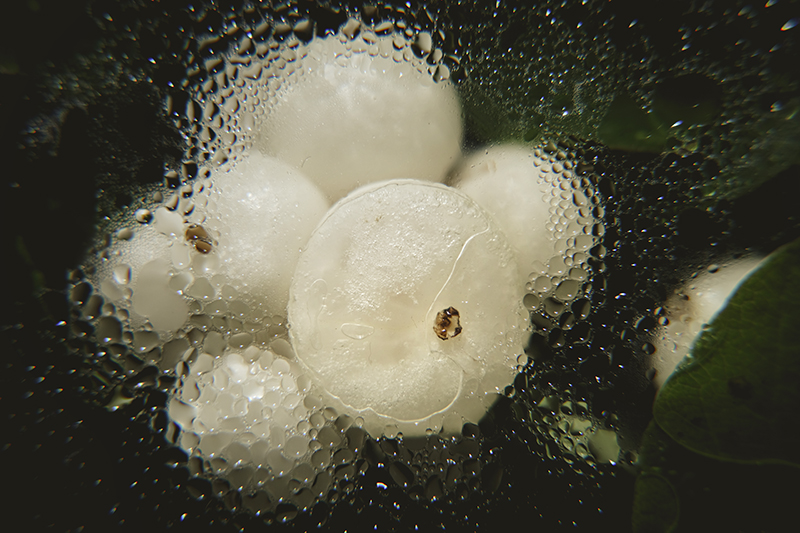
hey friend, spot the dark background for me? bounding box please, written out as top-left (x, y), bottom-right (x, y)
top-left (2, 1), bottom-right (798, 531)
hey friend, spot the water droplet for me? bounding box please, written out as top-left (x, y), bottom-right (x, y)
top-left (229, 332), bottom-right (253, 349)
top-left (70, 282), bottom-right (92, 306)
top-left (134, 209), bottom-right (153, 224)
top-left (112, 264), bottom-right (131, 285)
top-left (523, 293), bottom-right (540, 310)
top-left (133, 330), bottom-right (160, 353)
top-left (555, 280), bottom-right (580, 301)
top-left (96, 316), bottom-right (122, 343)
top-left (116, 227), bottom-right (134, 241)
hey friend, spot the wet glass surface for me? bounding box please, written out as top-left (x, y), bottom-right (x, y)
top-left (2, 1), bottom-right (798, 531)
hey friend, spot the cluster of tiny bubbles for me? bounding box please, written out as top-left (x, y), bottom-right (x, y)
top-left (499, 136), bottom-right (621, 469)
top-left (507, 371), bottom-right (622, 468)
top-left (453, 1), bottom-right (625, 144)
top-left (522, 138), bottom-right (602, 325)
top-left (453, 0), bottom-right (799, 200)
top-left (366, 423), bottom-right (506, 505)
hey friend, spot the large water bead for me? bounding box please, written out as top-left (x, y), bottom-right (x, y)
top-left (258, 35), bottom-right (463, 203)
top-left (288, 180), bottom-right (529, 437)
top-left (204, 152), bottom-right (329, 317)
top-left (448, 144), bottom-right (587, 275)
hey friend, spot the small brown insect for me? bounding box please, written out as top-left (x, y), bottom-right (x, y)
top-left (185, 224), bottom-right (214, 254)
top-left (434, 307), bottom-right (462, 340)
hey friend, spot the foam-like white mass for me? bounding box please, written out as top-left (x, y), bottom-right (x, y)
top-left (448, 144), bottom-right (560, 275)
top-left (652, 256), bottom-right (764, 390)
top-left (288, 180), bottom-right (528, 437)
top-left (167, 346), bottom-right (322, 496)
top-left (258, 34), bottom-right (463, 202)
top-left (204, 152), bottom-right (329, 316)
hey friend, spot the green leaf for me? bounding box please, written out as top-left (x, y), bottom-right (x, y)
top-left (631, 471), bottom-right (679, 533)
top-left (633, 419), bottom-right (797, 533)
top-left (632, 421), bottom-right (680, 533)
top-left (650, 73), bottom-right (723, 130)
top-left (654, 238), bottom-right (800, 467)
top-left (597, 93), bottom-right (671, 153)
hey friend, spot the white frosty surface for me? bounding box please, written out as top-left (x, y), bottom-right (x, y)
top-left (168, 346), bottom-right (316, 486)
top-left (652, 256), bottom-right (764, 390)
top-left (448, 144), bottom-right (559, 275)
top-left (258, 35), bottom-right (463, 202)
top-left (204, 152), bottom-right (329, 316)
top-left (288, 180), bottom-right (528, 437)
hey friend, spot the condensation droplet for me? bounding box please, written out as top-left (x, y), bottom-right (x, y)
top-left (523, 293), bottom-right (540, 310)
top-left (135, 209), bottom-right (153, 224)
top-left (112, 264), bottom-right (132, 285)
